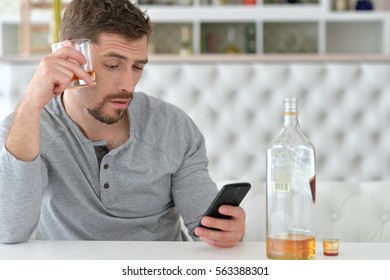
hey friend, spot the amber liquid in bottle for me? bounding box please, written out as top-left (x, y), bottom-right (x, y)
top-left (267, 234), bottom-right (316, 260)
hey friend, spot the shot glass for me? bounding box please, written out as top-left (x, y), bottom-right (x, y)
top-left (323, 238), bottom-right (339, 256)
top-left (51, 38), bottom-right (96, 89)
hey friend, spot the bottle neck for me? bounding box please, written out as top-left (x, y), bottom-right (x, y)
top-left (283, 97), bottom-right (299, 128)
top-left (283, 112), bottom-right (299, 128)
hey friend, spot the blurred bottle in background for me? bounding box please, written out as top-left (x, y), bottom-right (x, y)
top-left (179, 25), bottom-right (192, 55)
top-left (245, 23), bottom-right (256, 54)
top-left (355, 0), bottom-right (374, 10)
top-left (224, 26), bottom-right (240, 54)
top-left (334, 0), bottom-right (350, 11)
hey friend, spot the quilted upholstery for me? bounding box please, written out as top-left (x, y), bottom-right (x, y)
top-left (136, 58), bottom-right (390, 184)
top-left (240, 180), bottom-right (390, 242)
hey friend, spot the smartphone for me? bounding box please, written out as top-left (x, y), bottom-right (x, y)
top-left (196, 182), bottom-right (251, 230)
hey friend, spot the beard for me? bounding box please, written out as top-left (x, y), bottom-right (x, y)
top-left (86, 91), bottom-right (134, 125)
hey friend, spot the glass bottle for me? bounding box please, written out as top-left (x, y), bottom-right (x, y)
top-left (224, 26), bottom-right (240, 54)
top-left (355, 0), bottom-right (373, 10)
top-left (334, 0), bottom-right (349, 11)
top-left (266, 97), bottom-right (316, 260)
top-left (244, 23), bottom-right (256, 54)
top-left (179, 25), bottom-right (192, 56)
top-left (50, 0), bottom-right (62, 44)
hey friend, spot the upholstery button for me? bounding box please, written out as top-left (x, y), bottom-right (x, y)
top-left (381, 214), bottom-right (389, 222)
top-left (103, 164), bottom-right (109, 169)
top-left (331, 212), bottom-right (339, 221)
top-left (104, 183), bottom-right (109, 189)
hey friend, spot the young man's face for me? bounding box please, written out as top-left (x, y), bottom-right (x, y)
top-left (72, 33), bottom-right (148, 124)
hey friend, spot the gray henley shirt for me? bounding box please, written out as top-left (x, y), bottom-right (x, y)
top-left (0, 91), bottom-right (218, 243)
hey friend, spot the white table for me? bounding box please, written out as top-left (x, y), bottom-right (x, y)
top-left (0, 241), bottom-right (389, 260)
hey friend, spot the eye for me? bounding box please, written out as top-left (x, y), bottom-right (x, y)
top-left (106, 64), bottom-right (119, 70)
top-left (132, 65), bottom-right (144, 71)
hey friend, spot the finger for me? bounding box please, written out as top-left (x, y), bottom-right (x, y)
top-left (45, 60), bottom-right (78, 93)
top-left (51, 46), bottom-right (87, 66)
top-left (199, 236), bottom-right (238, 248)
top-left (199, 216), bottom-right (233, 232)
top-left (200, 208), bottom-right (246, 233)
top-left (51, 68), bottom-right (74, 95)
top-left (195, 224), bottom-right (242, 242)
top-left (50, 55), bottom-right (95, 88)
top-left (61, 60), bottom-right (95, 88)
top-left (219, 205), bottom-right (246, 220)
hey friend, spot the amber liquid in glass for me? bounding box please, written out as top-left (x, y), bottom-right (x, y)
top-left (71, 70), bottom-right (96, 82)
top-left (267, 234), bottom-right (315, 260)
top-left (68, 71), bottom-right (96, 89)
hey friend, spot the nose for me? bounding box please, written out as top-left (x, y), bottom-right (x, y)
top-left (117, 69), bottom-right (135, 93)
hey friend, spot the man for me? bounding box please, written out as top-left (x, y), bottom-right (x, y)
top-left (0, 0), bottom-right (246, 248)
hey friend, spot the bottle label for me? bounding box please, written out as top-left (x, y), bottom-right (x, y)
top-left (272, 182), bottom-right (291, 192)
top-left (272, 175), bottom-right (315, 200)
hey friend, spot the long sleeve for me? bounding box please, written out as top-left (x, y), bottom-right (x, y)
top-left (0, 115), bottom-right (47, 243)
top-left (169, 112), bottom-right (218, 240)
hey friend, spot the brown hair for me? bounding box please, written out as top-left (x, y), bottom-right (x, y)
top-left (60, 0), bottom-right (152, 43)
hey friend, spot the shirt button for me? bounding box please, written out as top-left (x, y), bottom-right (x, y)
top-left (104, 183), bottom-right (110, 189)
top-left (103, 164), bottom-right (109, 169)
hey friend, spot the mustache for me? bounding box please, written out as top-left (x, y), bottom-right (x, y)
top-left (104, 92), bottom-right (134, 101)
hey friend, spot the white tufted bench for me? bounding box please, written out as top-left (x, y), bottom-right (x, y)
top-left (1, 55), bottom-right (390, 242)
top-left (240, 180), bottom-right (390, 242)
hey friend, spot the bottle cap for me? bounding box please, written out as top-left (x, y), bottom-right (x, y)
top-left (323, 238), bottom-right (339, 256)
top-left (283, 97), bottom-right (298, 115)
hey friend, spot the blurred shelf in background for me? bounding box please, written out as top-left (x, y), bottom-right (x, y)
top-left (0, 0), bottom-right (389, 57)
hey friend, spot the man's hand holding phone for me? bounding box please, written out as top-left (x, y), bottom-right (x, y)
top-left (194, 182), bottom-right (251, 248)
